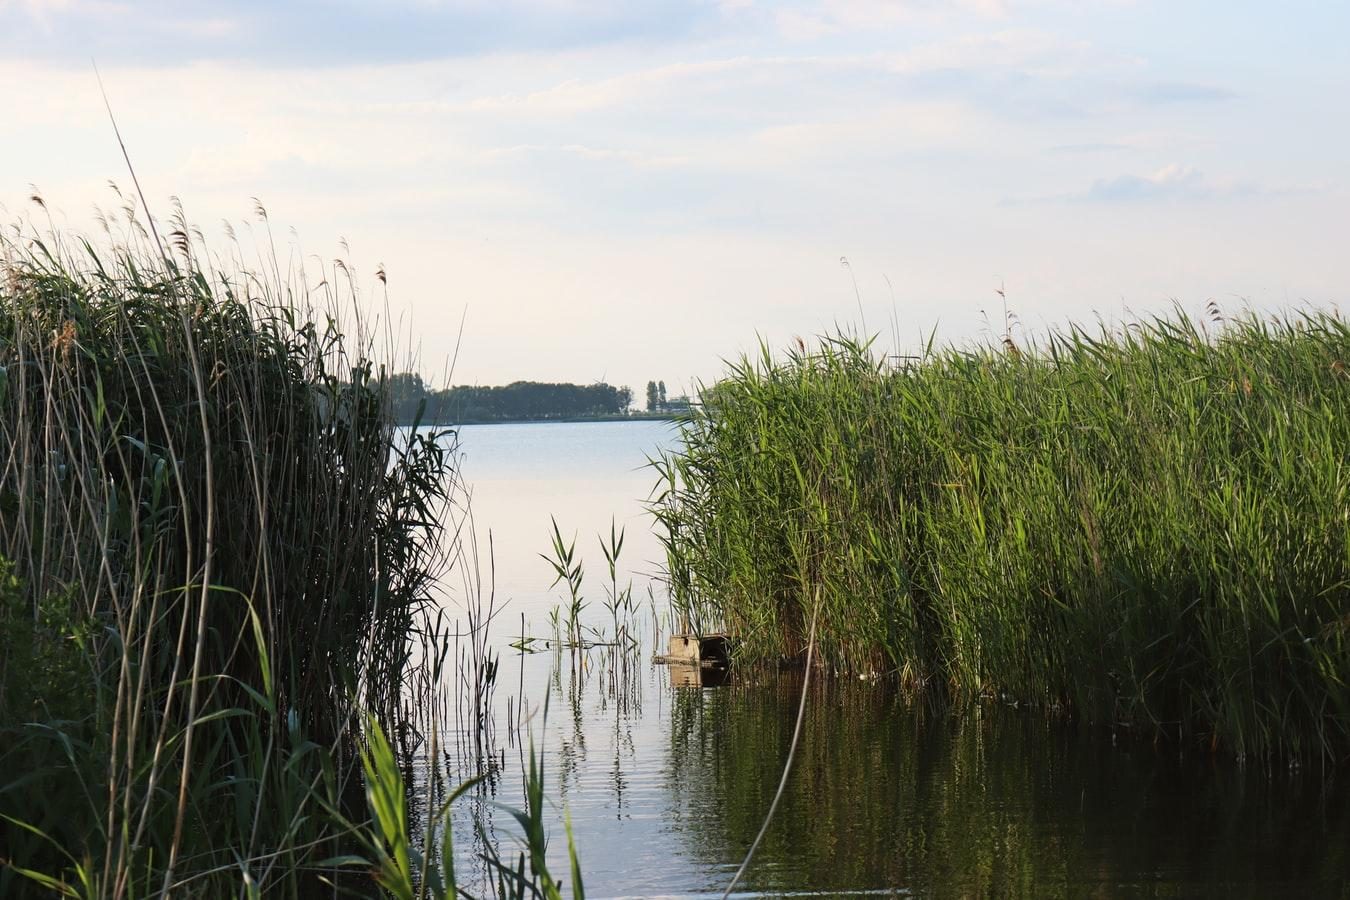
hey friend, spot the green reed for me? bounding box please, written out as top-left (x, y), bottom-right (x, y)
top-left (543, 517), bottom-right (587, 647)
top-left (654, 313), bottom-right (1350, 760)
top-left (0, 210), bottom-right (463, 896)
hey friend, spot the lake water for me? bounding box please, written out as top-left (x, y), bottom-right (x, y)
top-left (418, 420), bottom-right (1350, 898)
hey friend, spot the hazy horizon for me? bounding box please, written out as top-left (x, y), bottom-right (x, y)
top-left (2, 0), bottom-right (1345, 397)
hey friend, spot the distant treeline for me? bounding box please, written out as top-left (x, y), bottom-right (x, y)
top-left (389, 373), bottom-right (645, 424)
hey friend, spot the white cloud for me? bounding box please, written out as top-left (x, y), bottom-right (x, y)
top-left (881, 29), bottom-right (1100, 75)
top-left (557, 144), bottom-right (690, 168)
top-left (1012, 163), bottom-right (1328, 206)
top-left (1077, 164), bottom-right (1256, 202)
top-left (1089, 163), bottom-right (1207, 199)
top-left (775, 0), bottom-right (1011, 38)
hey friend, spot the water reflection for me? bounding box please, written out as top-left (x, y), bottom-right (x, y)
top-left (667, 674), bottom-right (1350, 897)
top-left (670, 665), bottom-right (732, 689)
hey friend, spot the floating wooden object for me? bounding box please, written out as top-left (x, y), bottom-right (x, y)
top-left (655, 632), bottom-right (729, 667)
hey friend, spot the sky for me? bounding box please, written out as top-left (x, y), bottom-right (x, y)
top-left (1, 0), bottom-right (1346, 396)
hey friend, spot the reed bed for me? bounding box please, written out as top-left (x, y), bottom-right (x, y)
top-left (654, 313), bottom-right (1350, 760)
top-left (0, 209), bottom-right (470, 896)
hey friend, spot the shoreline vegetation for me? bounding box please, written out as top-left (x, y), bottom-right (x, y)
top-left (0, 221), bottom-right (580, 898)
top-left (418, 411), bottom-right (680, 427)
top-left (389, 374), bottom-right (690, 426)
top-left (655, 314), bottom-right (1350, 761)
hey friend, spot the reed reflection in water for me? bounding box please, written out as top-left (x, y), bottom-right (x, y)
top-left (665, 674), bottom-right (1350, 898)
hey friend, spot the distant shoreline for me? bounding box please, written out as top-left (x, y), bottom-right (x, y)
top-left (397, 413), bottom-right (682, 427)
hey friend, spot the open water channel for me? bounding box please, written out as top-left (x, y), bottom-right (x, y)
top-left (414, 420), bottom-right (1350, 898)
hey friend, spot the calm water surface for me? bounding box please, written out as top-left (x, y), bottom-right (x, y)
top-left (416, 420), bottom-right (1350, 898)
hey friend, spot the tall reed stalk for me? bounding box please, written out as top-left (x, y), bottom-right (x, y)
top-left (0, 206), bottom-right (457, 895)
top-left (654, 314), bottom-right (1350, 760)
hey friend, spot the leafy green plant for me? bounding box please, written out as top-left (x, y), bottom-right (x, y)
top-left (598, 518), bottom-right (634, 647)
top-left (542, 518), bottom-right (586, 647)
top-left (334, 709), bottom-right (585, 900)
